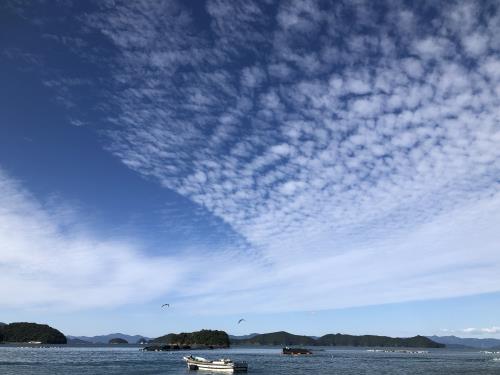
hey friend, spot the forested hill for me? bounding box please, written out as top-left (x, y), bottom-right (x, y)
top-left (317, 334), bottom-right (444, 348)
top-left (0, 322), bottom-right (67, 344)
top-left (233, 331), bottom-right (316, 346)
top-left (232, 331), bottom-right (444, 348)
top-left (151, 329), bottom-right (230, 347)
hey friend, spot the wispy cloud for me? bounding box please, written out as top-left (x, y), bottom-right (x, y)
top-left (462, 327), bottom-right (500, 335)
top-left (3, 0), bottom-right (500, 313)
top-left (441, 327), bottom-right (500, 336)
top-left (0, 167), bottom-right (184, 309)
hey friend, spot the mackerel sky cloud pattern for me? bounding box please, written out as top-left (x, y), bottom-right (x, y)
top-left (87, 0), bottom-right (500, 309)
top-left (2, 0), bottom-right (500, 313)
top-left (93, 4), bottom-right (498, 234)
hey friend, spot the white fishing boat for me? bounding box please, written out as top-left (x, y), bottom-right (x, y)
top-left (183, 355), bottom-right (248, 372)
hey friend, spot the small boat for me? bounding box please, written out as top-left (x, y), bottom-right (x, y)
top-left (282, 347), bottom-right (312, 355)
top-left (183, 355), bottom-right (248, 372)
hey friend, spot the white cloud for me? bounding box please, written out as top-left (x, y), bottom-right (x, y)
top-left (462, 327), bottom-right (500, 335)
top-left (344, 78), bottom-right (372, 95)
top-left (412, 37), bottom-right (452, 59)
top-left (7, 0), bottom-right (500, 314)
top-left (350, 96), bottom-right (382, 117)
top-left (442, 327), bottom-right (500, 336)
top-left (0, 168), bottom-right (184, 309)
top-left (276, 0), bottom-right (323, 34)
top-left (270, 143), bottom-right (293, 156)
top-left (241, 65), bottom-right (266, 88)
top-left (401, 58), bottom-right (424, 79)
top-left (462, 32), bottom-right (489, 56)
top-left (482, 57), bottom-right (500, 80)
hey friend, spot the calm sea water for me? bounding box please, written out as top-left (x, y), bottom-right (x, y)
top-left (1, 346), bottom-right (499, 374)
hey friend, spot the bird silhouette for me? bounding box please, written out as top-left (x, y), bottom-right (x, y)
top-left (162, 303), bottom-right (170, 308)
top-left (238, 318), bottom-right (245, 324)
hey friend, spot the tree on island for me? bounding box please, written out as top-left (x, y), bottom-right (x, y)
top-left (152, 329), bottom-right (230, 347)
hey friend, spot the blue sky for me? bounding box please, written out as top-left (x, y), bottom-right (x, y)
top-left (1, 0), bottom-right (500, 338)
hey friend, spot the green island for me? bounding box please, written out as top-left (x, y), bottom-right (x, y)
top-left (231, 331), bottom-right (444, 348)
top-left (151, 329), bottom-right (230, 348)
top-left (0, 322), bottom-right (67, 344)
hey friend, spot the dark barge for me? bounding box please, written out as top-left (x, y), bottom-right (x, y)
top-left (282, 347), bottom-right (312, 355)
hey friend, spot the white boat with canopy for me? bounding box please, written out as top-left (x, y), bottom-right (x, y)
top-left (183, 355), bottom-right (248, 372)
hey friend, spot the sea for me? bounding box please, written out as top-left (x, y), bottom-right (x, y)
top-left (1, 346), bottom-right (499, 374)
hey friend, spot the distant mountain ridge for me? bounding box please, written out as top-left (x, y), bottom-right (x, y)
top-left (228, 333), bottom-right (260, 340)
top-left (427, 335), bottom-right (500, 349)
top-left (67, 333), bottom-right (151, 344)
top-left (66, 337), bottom-right (92, 345)
top-left (232, 331), bottom-right (444, 348)
top-left (233, 331), bottom-right (316, 346)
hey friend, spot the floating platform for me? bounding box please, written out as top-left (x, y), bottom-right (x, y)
top-left (282, 347), bottom-right (312, 355)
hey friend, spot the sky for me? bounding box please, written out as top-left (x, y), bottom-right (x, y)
top-left (1, 0), bottom-right (499, 338)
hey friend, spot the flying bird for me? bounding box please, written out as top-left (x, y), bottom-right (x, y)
top-left (162, 303), bottom-right (170, 308)
top-left (238, 318), bottom-right (245, 324)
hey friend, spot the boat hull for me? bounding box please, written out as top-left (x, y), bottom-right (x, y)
top-left (187, 363), bottom-right (247, 372)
